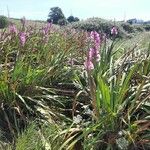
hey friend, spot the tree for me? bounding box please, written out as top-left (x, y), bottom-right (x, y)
top-left (67, 16), bottom-right (80, 23)
top-left (0, 16), bottom-right (9, 29)
top-left (47, 7), bottom-right (66, 25)
top-left (67, 16), bottom-right (74, 23)
top-left (74, 17), bottom-right (79, 22)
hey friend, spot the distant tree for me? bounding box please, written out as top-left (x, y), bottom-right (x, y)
top-left (0, 16), bottom-right (9, 29)
top-left (127, 20), bottom-right (133, 25)
top-left (67, 16), bottom-right (74, 23)
top-left (67, 16), bottom-right (80, 23)
top-left (74, 17), bottom-right (80, 22)
top-left (47, 7), bottom-right (67, 25)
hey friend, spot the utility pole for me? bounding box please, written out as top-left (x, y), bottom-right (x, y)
top-left (7, 5), bottom-right (10, 19)
top-left (124, 11), bottom-right (126, 22)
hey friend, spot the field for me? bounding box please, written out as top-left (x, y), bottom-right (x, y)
top-left (0, 19), bottom-right (150, 150)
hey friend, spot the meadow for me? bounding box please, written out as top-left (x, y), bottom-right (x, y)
top-left (0, 19), bottom-right (150, 150)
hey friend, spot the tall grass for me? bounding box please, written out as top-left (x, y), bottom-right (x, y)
top-left (0, 19), bottom-right (150, 149)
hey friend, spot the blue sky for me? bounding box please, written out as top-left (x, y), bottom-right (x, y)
top-left (0, 0), bottom-right (150, 21)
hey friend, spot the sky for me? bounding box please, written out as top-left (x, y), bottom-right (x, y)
top-left (0, 0), bottom-right (150, 21)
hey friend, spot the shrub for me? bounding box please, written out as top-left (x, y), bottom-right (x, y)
top-left (69, 18), bottom-right (113, 33)
top-left (143, 24), bottom-right (150, 31)
top-left (120, 22), bottom-right (135, 33)
top-left (67, 16), bottom-right (80, 23)
top-left (0, 16), bottom-right (9, 29)
top-left (133, 25), bottom-right (144, 32)
top-left (69, 18), bottom-right (128, 38)
top-left (58, 18), bottom-right (68, 26)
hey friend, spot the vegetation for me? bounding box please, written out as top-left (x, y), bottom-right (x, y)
top-left (143, 24), bottom-right (150, 31)
top-left (67, 16), bottom-right (80, 23)
top-left (68, 18), bottom-right (149, 39)
top-left (0, 16), bottom-right (9, 29)
top-left (47, 7), bottom-right (67, 25)
top-left (47, 7), bottom-right (80, 25)
top-left (0, 17), bottom-right (150, 150)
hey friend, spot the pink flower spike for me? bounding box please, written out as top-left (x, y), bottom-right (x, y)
top-left (42, 23), bottom-right (52, 35)
top-left (9, 24), bottom-right (17, 34)
top-left (84, 59), bottom-right (94, 70)
top-left (111, 26), bottom-right (118, 35)
top-left (88, 48), bottom-right (94, 60)
top-left (88, 48), bottom-right (100, 62)
top-left (95, 52), bottom-right (100, 62)
top-left (19, 32), bottom-right (26, 46)
top-left (47, 22), bottom-right (52, 28)
top-left (90, 31), bottom-right (100, 45)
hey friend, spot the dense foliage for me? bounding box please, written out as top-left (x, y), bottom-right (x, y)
top-left (120, 22), bottom-right (135, 33)
top-left (67, 16), bottom-right (80, 23)
top-left (143, 24), bottom-right (150, 31)
top-left (0, 18), bottom-right (150, 150)
top-left (68, 18), bottom-right (149, 39)
top-left (47, 7), bottom-right (67, 25)
top-left (0, 16), bottom-right (9, 29)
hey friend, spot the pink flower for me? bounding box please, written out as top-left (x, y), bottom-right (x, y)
top-left (88, 48), bottom-right (94, 60)
top-left (84, 59), bottom-right (94, 70)
top-left (9, 24), bottom-right (17, 34)
top-left (90, 31), bottom-right (101, 49)
top-left (95, 51), bottom-right (100, 61)
top-left (111, 26), bottom-right (118, 35)
top-left (90, 31), bottom-right (101, 58)
top-left (89, 48), bottom-right (100, 62)
top-left (19, 32), bottom-right (26, 46)
top-left (47, 22), bottom-right (52, 28)
top-left (84, 31), bottom-right (101, 71)
top-left (42, 23), bottom-right (52, 35)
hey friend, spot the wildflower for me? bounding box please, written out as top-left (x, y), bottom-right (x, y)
top-left (89, 48), bottom-right (100, 62)
top-left (111, 26), bottom-right (118, 35)
top-left (84, 31), bottom-right (101, 70)
top-left (88, 48), bottom-right (94, 60)
top-left (84, 59), bottom-right (94, 70)
top-left (42, 23), bottom-right (52, 35)
top-left (90, 31), bottom-right (101, 49)
top-left (47, 22), bottom-right (52, 28)
top-left (19, 32), bottom-right (26, 46)
top-left (42, 28), bottom-right (48, 35)
top-left (90, 31), bottom-right (101, 59)
top-left (9, 24), bottom-right (17, 34)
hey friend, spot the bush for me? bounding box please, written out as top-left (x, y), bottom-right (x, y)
top-left (0, 16), bottom-right (9, 29)
top-left (67, 16), bottom-right (80, 23)
top-left (58, 18), bottom-right (68, 26)
top-left (69, 18), bottom-right (129, 38)
top-left (69, 18), bottom-right (112, 33)
top-left (133, 25), bottom-right (144, 32)
top-left (120, 22), bottom-right (135, 33)
top-left (143, 24), bottom-right (150, 31)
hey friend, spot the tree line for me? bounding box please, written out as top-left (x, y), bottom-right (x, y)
top-left (47, 7), bottom-right (79, 25)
